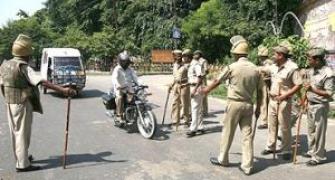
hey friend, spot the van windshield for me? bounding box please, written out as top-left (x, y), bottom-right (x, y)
top-left (54, 57), bottom-right (82, 69)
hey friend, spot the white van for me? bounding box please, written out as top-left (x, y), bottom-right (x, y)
top-left (40, 48), bottom-right (86, 94)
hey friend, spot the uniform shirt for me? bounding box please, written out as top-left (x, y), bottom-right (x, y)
top-left (111, 65), bottom-right (138, 93)
top-left (258, 58), bottom-right (273, 81)
top-left (269, 59), bottom-right (302, 96)
top-left (217, 57), bottom-right (262, 104)
top-left (172, 62), bottom-right (188, 83)
top-left (188, 60), bottom-right (203, 84)
top-left (306, 65), bottom-right (334, 103)
top-left (199, 57), bottom-right (209, 75)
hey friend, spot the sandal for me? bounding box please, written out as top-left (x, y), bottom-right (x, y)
top-left (306, 160), bottom-right (318, 166)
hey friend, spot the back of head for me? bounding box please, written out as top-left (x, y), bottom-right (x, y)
top-left (230, 35), bottom-right (248, 55)
top-left (12, 34), bottom-right (33, 57)
top-left (257, 46), bottom-right (268, 57)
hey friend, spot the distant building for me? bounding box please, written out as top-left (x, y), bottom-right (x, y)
top-left (299, 0), bottom-right (335, 68)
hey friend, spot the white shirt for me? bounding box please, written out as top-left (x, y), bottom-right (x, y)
top-left (188, 60), bottom-right (203, 84)
top-left (111, 65), bottom-right (139, 94)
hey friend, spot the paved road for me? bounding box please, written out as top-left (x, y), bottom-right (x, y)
top-left (0, 75), bottom-right (335, 180)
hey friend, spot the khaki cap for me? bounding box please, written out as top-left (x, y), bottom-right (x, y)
top-left (182, 49), bottom-right (192, 56)
top-left (279, 40), bottom-right (293, 55)
top-left (273, 46), bottom-right (289, 55)
top-left (307, 48), bottom-right (326, 58)
top-left (12, 34), bottom-right (33, 57)
top-left (172, 49), bottom-right (182, 55)
top-left (230, 35), bottom-right (248, 55)
top-left (194, 50), bottom-right (203, 55)
top-left (257, 46), bottom-right (268, 57)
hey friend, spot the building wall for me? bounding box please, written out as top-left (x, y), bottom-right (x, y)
top-left (299, 0), bottom-right (335, 68)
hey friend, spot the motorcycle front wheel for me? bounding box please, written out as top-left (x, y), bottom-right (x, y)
top-left (137, 110), bottom-right (156, 139)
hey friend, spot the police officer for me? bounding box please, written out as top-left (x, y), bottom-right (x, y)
top-left (257, 46), bottom-right (273, 129)
top-left (169, 49), bottom-right (190, 127)
top-left (0, 34), bottom-right (76, 172)
top-left (202, 35), bottom-right (262, 175)
top-left (303, 48), bottom-right (334, 166)
top-left (111, 51), bottom-right (139, 124)
top-left (261, 46), bottom-right (302, 160)
top-left (194, 50), bottom-right (209, 116)
top-left (185, 49), bottom-right (204, 136)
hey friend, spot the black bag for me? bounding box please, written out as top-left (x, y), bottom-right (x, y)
top-left (102, 93), bottom-right (116, 110)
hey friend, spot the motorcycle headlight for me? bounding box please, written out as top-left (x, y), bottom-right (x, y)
top-left (137, 90), bottom-right (146, 101)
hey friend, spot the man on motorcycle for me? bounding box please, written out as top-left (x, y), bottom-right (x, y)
top-left (111, 51), bottom-right (139, 123)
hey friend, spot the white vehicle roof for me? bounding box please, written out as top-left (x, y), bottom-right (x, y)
top-left (43, 48), bottom-right (81, 57)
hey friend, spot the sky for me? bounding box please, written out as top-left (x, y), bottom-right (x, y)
top-left (0, 0), bottom-right (46, 27)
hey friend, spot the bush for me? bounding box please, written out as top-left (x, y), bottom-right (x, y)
top-left (210, 84), bottom-right (227, 99)
top-left (258, 35), bottom-right (310, 68)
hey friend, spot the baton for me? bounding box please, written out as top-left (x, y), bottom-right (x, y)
top-left (293, 92), bottom-right (308, 164)
top-left (62, 84), bottom-right (75, 169)
top-left (161, 88), bottom-right (170, 125)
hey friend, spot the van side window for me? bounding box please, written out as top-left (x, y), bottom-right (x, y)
top-left (48, 57), bottom-right (52, 68)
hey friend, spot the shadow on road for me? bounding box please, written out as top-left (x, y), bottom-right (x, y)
top-left (80, 89), bottom-right (105, 98)
top-left (208, 110), bottom-right (225, 115)
top-left (152, 124), bottom-right (171, 141)
top-left (34, 151), bottom-right (127, 170)
top-left (47, 89), bottom-right (105, 99)
top-left (229, 152), bottom-right (291, 174)
top-left (203, 120), bottom-right (220, 125)
top-left (325, 150), bottom-right (335, 165)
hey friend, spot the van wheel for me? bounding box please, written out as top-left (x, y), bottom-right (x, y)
top-left (43, 87), bottom-right (47, 94)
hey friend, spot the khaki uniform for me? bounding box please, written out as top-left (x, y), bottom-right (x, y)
top-left (265, 60), bottom-right (302, 154)
top-left (216, 57), bottom-right (262, 174)
top-left (188, 59), bottom-right (204, 132)
top-left (199, 57), bottom-right (209, 114)
top-left (306, 66), bottom-right (334, 162)
top-left (171, 62), bottom-right (190, 124)
top-left (0, 57), bottom-right (44, 169)
top-left (111, 65), bottom-right (139, 116)
top-left (258, 59), bottom-right (273, 126)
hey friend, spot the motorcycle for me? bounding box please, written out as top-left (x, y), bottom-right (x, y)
top-left (102, 85), bottom-right (157, 139)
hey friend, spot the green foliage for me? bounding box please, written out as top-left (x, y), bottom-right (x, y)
top-left (329, 110), bottom-right (335, 119)
top-left (210, 84), bottom-right (227, 99)
top-left (181, 0), bottom-right (301, 63)
top-left (260, 35), bottom-right (310, 68)
top-left (0, 0), bottom-right (303, 68)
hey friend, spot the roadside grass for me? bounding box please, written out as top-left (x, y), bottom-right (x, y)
top-left (209, 84), bottom-right (227, 99)
top-left (329, 110), bottom-right (335, 119)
